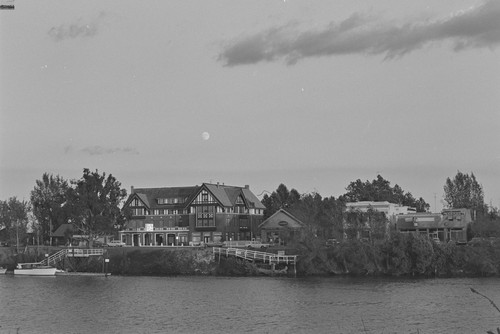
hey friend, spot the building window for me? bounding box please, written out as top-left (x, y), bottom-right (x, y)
top-left (236, 196), bottom-right (244, 204)
top-left (196, 206), bottom-right (215, 227)
top-left (132, 208), bottom-right (145, 216)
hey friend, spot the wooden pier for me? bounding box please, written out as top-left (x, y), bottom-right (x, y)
top-left (212, 247), bottom-right (298, 276)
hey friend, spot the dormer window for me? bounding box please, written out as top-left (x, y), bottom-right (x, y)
top-left (236, 196), bottom-right (244, 205)
top-left (158, 197), bottom-right (185, 204)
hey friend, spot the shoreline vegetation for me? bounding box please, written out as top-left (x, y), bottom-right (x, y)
top-left (1, 233), bottom-right (499, 277)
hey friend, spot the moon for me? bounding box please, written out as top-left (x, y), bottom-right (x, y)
top-left (202, 132), bottom-right (210, 141)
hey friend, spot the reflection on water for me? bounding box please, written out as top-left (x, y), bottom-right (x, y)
top-left (0, 275), bottom-right (499, 334)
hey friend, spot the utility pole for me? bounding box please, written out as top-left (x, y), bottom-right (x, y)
top-left (16, 218), bottom-right (19, 254)
top-left (433, 193), bottom-right (437, 213)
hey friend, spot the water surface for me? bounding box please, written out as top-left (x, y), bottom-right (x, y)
top-left (0, 275), bottom-right (499, 333)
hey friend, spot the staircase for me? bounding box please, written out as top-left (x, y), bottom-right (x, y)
top-left (38, 248), bottom-right (106, 266)
top-left (38, 249), bottom-right (68, 266)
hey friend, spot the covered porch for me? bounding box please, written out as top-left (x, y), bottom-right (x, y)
top-left (119, 227), bottom-right (189, 247)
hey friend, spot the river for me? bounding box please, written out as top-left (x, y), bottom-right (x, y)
top-left (0, 275), bottom-right (499, 334)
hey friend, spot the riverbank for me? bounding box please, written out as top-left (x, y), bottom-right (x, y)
top-left (1, 234), bottom-right (499, 277)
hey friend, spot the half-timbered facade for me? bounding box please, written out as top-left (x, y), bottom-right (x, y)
top-left (119, 183), bottom-right (266, 246)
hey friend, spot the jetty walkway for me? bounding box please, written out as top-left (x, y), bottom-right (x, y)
top-left (212, 247), bottom-right (297, 265)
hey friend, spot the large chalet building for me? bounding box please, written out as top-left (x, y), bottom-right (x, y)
top-left (119, 183), bottom-right (265, 246)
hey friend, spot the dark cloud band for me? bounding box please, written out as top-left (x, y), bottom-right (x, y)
top-left (77, 146), bottom-right (139, 156)
top-left (219, 0), bottom-right (500, 66)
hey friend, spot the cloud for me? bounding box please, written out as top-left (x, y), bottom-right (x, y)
top-left (79, 146), bottom-right (139, 156)
top-left (48, 12), bottom-right (107, 41)
top-left (219, 0), bottom-right (500, 66)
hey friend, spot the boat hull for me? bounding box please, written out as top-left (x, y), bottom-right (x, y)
top-left (14, 267), bottom-right (57, 276)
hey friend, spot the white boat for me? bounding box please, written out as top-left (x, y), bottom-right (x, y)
top-left (0, 267), bottom-right (7, 274)
top-left (14, 263), bottom-right (57, 276)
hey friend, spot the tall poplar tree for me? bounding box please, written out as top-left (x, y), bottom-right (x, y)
top-left (443, 171), bottom-right (485, 212)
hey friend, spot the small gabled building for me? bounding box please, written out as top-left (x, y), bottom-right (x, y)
top-left (50, 223), bottom-right (74, 246)
top-left (120, 183), bottom-right (266, 246)
top-left (259, 209), bottom-right (304, 246)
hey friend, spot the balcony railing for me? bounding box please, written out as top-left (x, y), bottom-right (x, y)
top-left (125, 227), bottom-right (189, 232)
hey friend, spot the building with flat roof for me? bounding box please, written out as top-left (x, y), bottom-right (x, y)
top-left (345, 201), bottom-right (416, 218)
top-left (344, 201), bottom-right (417, 239)
top-left (395, 208), bottom-right (472, 244)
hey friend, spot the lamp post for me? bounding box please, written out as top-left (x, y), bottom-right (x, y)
top-left (16, 219), bottom-right (20, 254)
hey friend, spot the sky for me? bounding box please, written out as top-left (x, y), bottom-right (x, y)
top-left (1, 0), bottom-right (499, 212)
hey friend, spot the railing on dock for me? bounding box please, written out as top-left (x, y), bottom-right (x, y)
top-left (212, 247), bottom-right (297, 265)
top-left (65, 248), bottom-right (104, 257)
top-left (35, 248), bottom-right (104, 266)
top-left (40, 249), bottom-right (68, 266)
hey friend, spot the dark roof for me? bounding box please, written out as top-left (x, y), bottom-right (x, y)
top-left (51, 224), bottom-right (74, 237)
top-left (125, 183), bottom-right (265, 210)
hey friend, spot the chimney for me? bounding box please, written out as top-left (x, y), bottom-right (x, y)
top-left (244, 185), bottom-right (249, 189)
top-left (217, 182), bottom-right (219, 188)
top-left (131, 186), bottom-right (135, 194)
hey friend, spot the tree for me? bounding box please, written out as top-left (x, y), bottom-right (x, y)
top-left (343, 175), bottom-right (430, 212)
top-left (66, 169), bottom-right (128, 247)
top-left (289, 192), bottom-right (324, 238)
top-left (470, 212), bottom-right (500, 238)
top-left (443, 171), bottom-right (485, 213)
top-left (343, 206), bottom-right (387, 240)
top-left (261, 183), bottom-right (301, 219)
top-left (0, 197), bottom-right (30, 250)
top-left (30, 173), bottom-right (70, 242)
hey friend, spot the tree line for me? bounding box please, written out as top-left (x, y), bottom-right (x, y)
top-left (261, 172), bottom-right (499, 241)
top-left (0, 169), bottom-right (128, 247)
top-left (0, 169), bottom-right (499, 247)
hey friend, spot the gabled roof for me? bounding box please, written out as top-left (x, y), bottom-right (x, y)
top-left (51, 223), bottom-right (74, 237)
top-left (259, 209), bottom-right (304, 229)
top-left (204, 183), bottom-right (234, 207)
top-left (125, 183), bottom-right (265, 210)
top-left (202, 183), bottom-right (266, 209)
top-left (126, 186), bottom-right (199, 210)
top-left (136, 193), bottom-right (150, 207)
top-left (242, 188), bottom-right (266, 209)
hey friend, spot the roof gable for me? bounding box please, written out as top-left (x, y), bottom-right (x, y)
top-left (259, 209), bottom-right (304, 229)
top-left (203, 184), bottom-right (233, 207)
top-left (126, 186), bottom-right (199, 210)
top-left (51, 223), bottom-right (74, 237)
top-left (124, 183), bottom-right (265, 210)
top-left (241, 188), bottom-right (266, 209)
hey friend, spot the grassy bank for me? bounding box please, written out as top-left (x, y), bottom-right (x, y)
top-left (0, 246), bottom-right (258, 276)
top-left (293, 234), bottom-right (500, 277)
top-left (2, 234), bottom-right (499, 277)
